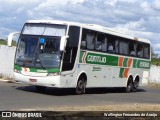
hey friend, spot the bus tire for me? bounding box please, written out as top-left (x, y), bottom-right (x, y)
top-left (132, 86), bottom-right (137, 92)
top-left (132, 77), bottom-right (139, 92)
top-left (132, 81), bottom-right (137, 92)
top-left (75, 77), bottom-right (86, 95)
top-left (126, 77), bottom-right (133, 93)
top-left (35, 86), bottom-right (46, 92)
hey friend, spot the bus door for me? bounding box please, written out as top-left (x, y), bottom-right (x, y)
top-left (61, 26), bottom-right (80, 87)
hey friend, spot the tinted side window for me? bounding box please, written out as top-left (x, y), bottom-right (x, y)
top-left (136, 43), bottom-right (144, 58)
top-left (107, 35), bottom-right (115, 53)
top-left (81, 29), bottom-right (96, 50)
top-left (62, 26), bottom-right (80, 71)
top-left (119, 39), bottom-right (128, 55)
top-left (81, 29), bottom-right (107, 52)
top-left (96, 34), bottom-right (106, 51)
top-left (81, 28), bottom-right (150, 59)
top-left (144, 44), bottom-right (150, 59)
top-left (129, 41), bottom-right (136, 56)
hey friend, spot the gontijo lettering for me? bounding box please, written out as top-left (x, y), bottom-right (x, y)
top-left (87, 55), bottom-right (106, 63)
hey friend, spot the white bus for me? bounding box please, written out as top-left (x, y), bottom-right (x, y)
top-left (8, 20), bottom-right (151, 94)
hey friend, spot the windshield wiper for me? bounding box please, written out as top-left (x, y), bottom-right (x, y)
top-left (35, 54), bottom-right (46, 70)
top-left (37, 58), bottom-right (46, 69)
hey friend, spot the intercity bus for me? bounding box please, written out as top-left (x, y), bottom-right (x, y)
top-left (8, 20), bottom-right (151, 94)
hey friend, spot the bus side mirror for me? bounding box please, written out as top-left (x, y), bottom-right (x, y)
top-left (7, 32), bottom-right (20, 47)
top-left (60, 36), bottom-right (68, 51)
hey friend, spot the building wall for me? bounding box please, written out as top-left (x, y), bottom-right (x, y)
top-left (149, 65), bottom-right (160, 83)
top-left (0, 45), bottom-right (16, 78)
top-left (0, 45), bottom-right (160, 83)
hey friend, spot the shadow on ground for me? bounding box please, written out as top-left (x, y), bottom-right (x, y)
top-left (14, 85), bottom-right (146, 96)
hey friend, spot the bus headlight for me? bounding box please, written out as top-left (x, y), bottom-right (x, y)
top-left (47, 72), bottom-right (60, 76)
top-left (14, 69), bottom-right (21, 73)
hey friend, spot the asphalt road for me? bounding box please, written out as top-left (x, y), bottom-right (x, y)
top-left (0, 81), bottom-right (160, 111)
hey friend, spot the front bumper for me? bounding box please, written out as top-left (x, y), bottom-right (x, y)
top-left (14, 72), bottom-right (61, 87)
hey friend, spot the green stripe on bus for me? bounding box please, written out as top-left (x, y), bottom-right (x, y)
top-left (84, 52), bottom-right (118, 66)
top-left (119, 68), bottom-right (125, 78)
top-left (79, 51), bottom-right (84, 63)
top-left (123, 58), bottom-right (128, 67)
top-left (79, 51), bottom-right (150, 69)
top-left (47, 68), bottom-right (60, 73)
top-left (136, 60), bottom-right (150, 69)
top-left (133, 59), bottom-right (138, 68)
top-left (14, 64), bottom-right (22, 71)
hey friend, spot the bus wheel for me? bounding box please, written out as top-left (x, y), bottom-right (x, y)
top-left (132, 81), bottom-right (139, 92)
top-left (126, 77), bottom-right (133, 93)
top-left (132, 77), bottom-right (139, 92)
top-left (35, 86), bottom-right (46, 92)
top-left (76, 77), bottom-right (86, 95)
top-left (132, 85), bottom-right (137, 92)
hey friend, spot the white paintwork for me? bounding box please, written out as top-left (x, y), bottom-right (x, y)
top-left (60, 36), bottom-right (68, 51)
top-left (14, 72), bottom-right (61, 87)
top-left (26, 20), bottom-right (150, 44)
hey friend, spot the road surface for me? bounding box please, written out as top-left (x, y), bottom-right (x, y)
top-left (0, 81), bottom-right (160, 110)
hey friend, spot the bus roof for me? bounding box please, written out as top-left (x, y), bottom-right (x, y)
top-left (26, 20), bottom-right (150, 44)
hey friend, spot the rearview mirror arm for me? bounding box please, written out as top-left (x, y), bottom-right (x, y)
top-left (7, 32), bottom-right (20, 47)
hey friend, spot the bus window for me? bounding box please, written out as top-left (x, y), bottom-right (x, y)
top-left (81, 29), bottom-right (96, 50)
top-left (86, 31), bottom-right (95, 50)
top-left (129, 42), bottom-right (136, 56)
top-left (107, 35), bottom-right (115, 53)
top-left (144, 44), bottom-right (150, 59)
top-left (137, 44), bottom-right (144, 57)
top-left (119, 40), bottom-right (128, 55)
top-left (81, 29), bottom-right (87, 49)
top-left (102, 36), bottom-right (107, 52)
top-left (115, 40), bottom-right (119, 54)
top-left (96, 34), bottom-right (105, 51)
top-left (44, 40), bottom-right (57, 53)
top-left (62, 26), bottom-right (80, 71)
top-left (108, 43), bottom-right (114, 52)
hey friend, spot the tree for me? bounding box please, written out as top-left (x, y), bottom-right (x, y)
top-left (0, 39), bottom-right (17, 46)
top-left (0, 39), bottom-right (7, 45)
top-left (151, 46), bottom-right (159, 58)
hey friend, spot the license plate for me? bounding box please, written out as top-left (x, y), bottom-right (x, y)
top-left (29, 79), bottom-right (37, 82)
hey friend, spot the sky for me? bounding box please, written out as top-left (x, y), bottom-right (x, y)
top-left (0, 0), bottom-right (160, 54)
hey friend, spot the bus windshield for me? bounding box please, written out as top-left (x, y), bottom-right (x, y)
top-left (15, 23), bottom-right (67, 69)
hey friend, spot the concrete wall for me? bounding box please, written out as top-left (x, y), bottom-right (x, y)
top-left (0, 45), bottom-right (160, 83)
top-left (149, 65), bottom-right (160, 83)
top-left (0, 45), bottom-right (16, 78)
